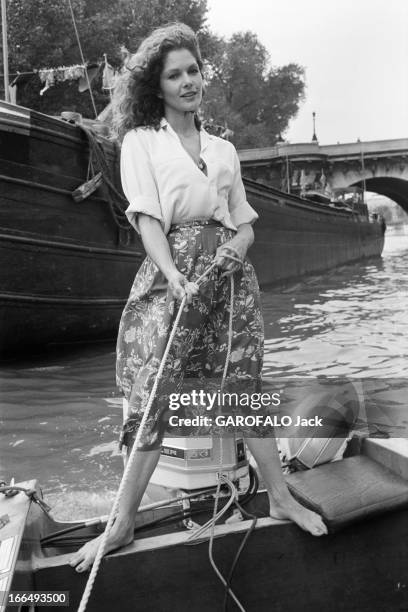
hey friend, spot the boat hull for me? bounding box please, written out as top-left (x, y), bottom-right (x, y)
top-left (34, 509), bottom-right (408, 612)
top-left (246, 180), bottom-right (384, 287)
top-left (0, 102), bottom-right (384, 356)
top-left (0, 102), bottom-right (142, 356)
top-left (4, 437), bottom-right (408, 612)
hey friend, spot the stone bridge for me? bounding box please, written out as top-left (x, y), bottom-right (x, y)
top-left (238, 138), bottom-right (408, 211)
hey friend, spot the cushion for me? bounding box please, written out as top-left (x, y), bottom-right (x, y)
top-left (286, 455), bottom-right (408, 532)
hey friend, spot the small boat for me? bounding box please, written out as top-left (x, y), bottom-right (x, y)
top-left (1, 436), bottom-right (408, 612)
top-left (302, 190), bottom-right (354, 211)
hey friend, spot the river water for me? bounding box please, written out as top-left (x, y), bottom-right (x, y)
top-left (1, 233), bottom-right (407, 517)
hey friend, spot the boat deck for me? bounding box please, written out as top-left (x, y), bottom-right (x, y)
top-left (1, 437), bottom-right (408, 611)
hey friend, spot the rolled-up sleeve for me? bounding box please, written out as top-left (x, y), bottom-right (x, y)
top-left (120, 130), bottom-right (163, 233)
top-left (228, 147), bottom-right (258, 227)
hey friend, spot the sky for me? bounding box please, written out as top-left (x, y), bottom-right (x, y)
top-left (206, 0), bottom-right (408, 145)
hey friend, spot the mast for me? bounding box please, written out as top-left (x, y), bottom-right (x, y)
top-left (1, 0), bottom-right (10, 102)
top-left (286, 154), bottom-right (291, 194)
top-left (360, 142), bottom-right (367, 201)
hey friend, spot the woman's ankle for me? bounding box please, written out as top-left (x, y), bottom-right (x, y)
top-left (113, 514), bottom-right (136, 534)
top-left (267, 486), bottom-right (292, 508)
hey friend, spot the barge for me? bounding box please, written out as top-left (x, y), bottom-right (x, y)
top-left (0, 101), bottom-right (384, 355)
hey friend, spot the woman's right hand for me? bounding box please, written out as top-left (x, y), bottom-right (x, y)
top-left (167, 269), bottom-right (199, 304)
top-left (137, 216), bottom-right (198, 305)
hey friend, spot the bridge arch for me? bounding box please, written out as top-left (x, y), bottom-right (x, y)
top-left (344, 177), bottom-right (408, 213)
top-left (238, 137), bottom-right (408, 213)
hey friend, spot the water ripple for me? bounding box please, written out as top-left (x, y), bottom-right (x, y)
top-left (0, 233), bottom-right (407, 507)
top-left (263, 234), bottom-right (408, 378)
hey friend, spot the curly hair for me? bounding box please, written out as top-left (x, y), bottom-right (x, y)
top-left (111, 23), bottom-right (204, 142)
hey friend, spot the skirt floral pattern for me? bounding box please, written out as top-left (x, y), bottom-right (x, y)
top-left (116, 221), bottom-right (265, 451)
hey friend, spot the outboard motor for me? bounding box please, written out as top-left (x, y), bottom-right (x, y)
top-left (280, 382), bottom-right (362, 470)
top-left (150, 436), bottom-right (248, 490)
top-left (122, 400), bottom-right (248, 490)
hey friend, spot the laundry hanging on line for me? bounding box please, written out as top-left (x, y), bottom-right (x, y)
top-left (38, 63), bottom-right (101, 95)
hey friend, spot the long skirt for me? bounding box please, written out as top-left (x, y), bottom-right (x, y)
top-left (116, 220), bottom-right (264, 451)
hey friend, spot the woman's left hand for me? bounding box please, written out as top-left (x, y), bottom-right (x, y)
top-left (214, 236), bottom-right (248, 277)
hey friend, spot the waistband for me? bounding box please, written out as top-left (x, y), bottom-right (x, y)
top-left (168, 218), bottom-right (223, 233)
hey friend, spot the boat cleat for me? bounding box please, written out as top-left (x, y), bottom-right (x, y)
top-left (225, 508), bottom-right (244, 524)
top-left (183, 517), bottom-right (202, 531)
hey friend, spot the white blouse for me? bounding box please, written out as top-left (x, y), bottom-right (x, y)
top-left (120, 118), bottom-right (258, 235)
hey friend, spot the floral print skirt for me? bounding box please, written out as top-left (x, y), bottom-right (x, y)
top-left (116, 220), bottom-right (264, 451)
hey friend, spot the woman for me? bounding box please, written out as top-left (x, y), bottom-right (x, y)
top-left (70, 22), bottom-right (326, 573)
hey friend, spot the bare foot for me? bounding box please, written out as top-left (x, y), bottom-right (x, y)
top-left (268, 493), bottom-right (328, 536)
top-left (69, 523), bottom-right (134, 572)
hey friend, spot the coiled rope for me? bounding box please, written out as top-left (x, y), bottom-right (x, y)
top-left (77, 249), bottom-right (242, 612)
top-left (78, 126), bottom-right (131, 230)
top-left (0, 484), bottom-right (52, 516)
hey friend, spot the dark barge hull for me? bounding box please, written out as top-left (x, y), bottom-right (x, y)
top-left (246, 179), bottom-right (384, 287)
top-left (0, 102), bottom-right (384, 356)
top-left (0, 102), bottom-right (142, 356)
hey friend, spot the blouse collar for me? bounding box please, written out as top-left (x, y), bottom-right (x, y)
top-left (160, 117), bottom-right (211, 153)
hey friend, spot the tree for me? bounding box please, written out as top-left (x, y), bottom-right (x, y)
top-left (261, 64), bottom-right (305, 138)
top-left (4, 0), bottom-right (208, 116)
top-left (2, 1), bottom-right (305, 148)
top-left (202, 31), bottom-right (305, 148)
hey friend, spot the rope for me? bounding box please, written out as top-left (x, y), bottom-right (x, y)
top-left (208, 275), bottom-right (248, 612)
top-left (78, 125), bottom-right (131, 230)
top-left (77, 254), bottom-right (238, 612)
top-left (185, 477), bottom-right (236, 543)
top-left (186, 272), bottom-right (234, 546)
top-left (209, 478), bottom-right (247, 612)
top-left (183, 269), bottom-right (247, 610)
top-left (67, 0), bottom-right (98, 119)
top-left (0, 485), bottom-right (52, 516)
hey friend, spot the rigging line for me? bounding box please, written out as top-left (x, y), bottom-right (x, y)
top-left (286, 154), bottom-right (291, 194)
top-left (0, 70), bottom-right (37, 77)
top-left (1, 0), bottom-right (10, 102)
top-left (67, 0), bottom-right (98, 118)
top-left (360, 144), bottom-right (367, 196)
